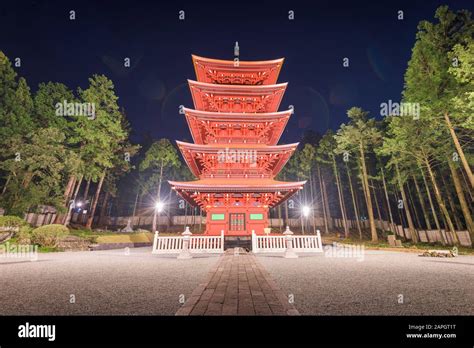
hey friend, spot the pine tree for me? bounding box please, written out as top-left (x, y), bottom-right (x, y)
top-left (335, 107), bottom-right (382, 242)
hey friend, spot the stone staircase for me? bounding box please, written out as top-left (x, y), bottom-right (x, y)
top-left (224, 236), bottom-right (252, 251)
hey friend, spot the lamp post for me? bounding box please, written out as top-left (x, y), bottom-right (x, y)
top-left (301, 205), bottom-right (310, 235)
top-left (63, 199), bottom-right (76, 226)
top-left (152, 201), bottom-right (164, 233)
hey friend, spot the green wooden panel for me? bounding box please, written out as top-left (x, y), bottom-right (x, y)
top-left (250, 213), bottom-right (264, 220)
top-left (211, 213), bottom-right (225, 221)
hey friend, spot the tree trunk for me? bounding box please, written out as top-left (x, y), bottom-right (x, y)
top-left (448, 160), bottom-right (474, 238)
top-left (166, 187), bottom-right (172, 229)
top-left (73, 175), bottom-right (83, 202)
top-left (407, 182), bottom-right (422, 231)
top-left (420, 166), bottom-right (441, 231)
top-left (332, 157), bottom-right (349, 237)
top-left (460, 166), bottom-right (474, 203)
top-left (65, 176), bottom-right (77, 204)
top-left (131, 191), bottom-right (139, 227)
top-left (309, 168), bottom-right (316, 234)
top-left (86, 171), bottom-right (106, 229)
top-left (412, 175), bottom-right (431, 230)
top-left (424, 157), bottom-right (458, 244)
top-left (393, 184), bottom-right (405, 228)
top-left (137, 192), bottom-right (143, 217)
top-left (1, 174), bottom-right (11, 195)
top-left (441, 174), bottom-right (463, 231)
top-left (380, 166), bottom-right (396, 233)
top-left (317, 163), bottom-right (329, 234)
top-left (339, 172), bottom-right (350, 234)
top-left (444, 112), bottom-right (473, 188)
top-left (322, 168), bottom-right (331, 232)
top-left (63, 176), bottom-right (75, 203)
top-left (395, 164), bottom-right (417, 243)
top-left (370, 179), bottom-right (382, 226)
top-left (81, 178), bottom-right (92, 224)
top-left (359, 144), bottom-right (377, 242)
top-left (346, 164), bottom-right (362, 239)
top-left (63, 175), bottom-right (83, 227)
top-left (83, 178), bottom-right (91, 201)
top-left (55, 175), bottom-right (76, 224)
top-left (99, 191), bottom-right (110, 225)
top-left (22, 172), bottom-right (33, 189)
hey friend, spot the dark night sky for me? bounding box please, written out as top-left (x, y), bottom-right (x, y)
top-left (1, 0), bottom-right (473, 145)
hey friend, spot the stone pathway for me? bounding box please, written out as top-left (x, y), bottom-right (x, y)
top-left (175, 248), bottom-right (299, 316)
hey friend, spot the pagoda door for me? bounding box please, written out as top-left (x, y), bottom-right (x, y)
top-left (229, 213), bottom-right (246, 232)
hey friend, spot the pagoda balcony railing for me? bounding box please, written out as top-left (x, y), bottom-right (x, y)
top-left (201, 173), bottom-right (273, 179)
top-left (206, 137), bottom-right (270, 145)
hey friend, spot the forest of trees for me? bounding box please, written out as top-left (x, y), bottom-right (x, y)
top-left (0, 6), bottom-right (472, 244)
top-left (0, 51), bottom-right (139, 228)
top-left (276, 6), bottom-right (473, 243)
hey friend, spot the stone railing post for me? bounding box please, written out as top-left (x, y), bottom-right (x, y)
top-left (152, 231), bottom-right (159, 254)
top-left (316, 229), bottom-right (322, 250)
top-left (283, 226), bottom-right (298, 258)
top-left (177, 226), bottom-right (193, 259)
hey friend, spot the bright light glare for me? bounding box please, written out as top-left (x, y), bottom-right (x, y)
top-left (302, 205), bottom-right (310, 217)
top-left (76, 201), bottom-right (83, 207)
top-left (155, 201), bottom-right (164, 212)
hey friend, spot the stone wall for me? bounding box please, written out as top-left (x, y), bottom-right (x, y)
top-left (18, 212), bottom-right (473, 247)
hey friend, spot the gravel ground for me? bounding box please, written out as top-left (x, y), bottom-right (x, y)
top-left (0, 247), bottom-right (220, 315)
top-left (257, 249), bottom-right (474, 315)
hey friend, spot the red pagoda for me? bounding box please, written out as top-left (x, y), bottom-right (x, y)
top-left (169, 55), bottom-right (305, 236)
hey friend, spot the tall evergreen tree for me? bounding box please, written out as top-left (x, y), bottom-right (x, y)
top-left (335, 107), bottom-right (381, 242)
top-left (403, 6), bottom-right (474, 187)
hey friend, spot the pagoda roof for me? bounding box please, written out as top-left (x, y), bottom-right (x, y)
top-left (169, 178), bottom-right (306, 191)
top-left (176, 140), bottom-right (298, 151)
top-left (169, 178), bottom-right (305, 207)
top-left (182, 107), bottom-right (292, 145)
top-left (188, 80), bottom-right (287, 113)
top-left (192, 54), bottom-right (284, 85)
top-left (176, 141), bottom-right (298, 178)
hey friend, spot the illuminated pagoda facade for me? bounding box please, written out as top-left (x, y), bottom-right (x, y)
top-left (169, 55), bottom-right (305, 235)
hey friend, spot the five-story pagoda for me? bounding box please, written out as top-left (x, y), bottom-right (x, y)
top-left (169, 55), bottom-right (306, 236)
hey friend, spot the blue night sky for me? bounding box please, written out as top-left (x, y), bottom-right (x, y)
top-left (1, 0), bottom-right (473, 144)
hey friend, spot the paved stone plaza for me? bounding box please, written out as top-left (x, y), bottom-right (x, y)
top-left (258, 250), bottom-right (474, 315)
top-left (176, 248), bottom-right (299, 315)
top-left (0, 247), bottom-right (472, 315)
top-left (0, 248), bottom-right (219, 315)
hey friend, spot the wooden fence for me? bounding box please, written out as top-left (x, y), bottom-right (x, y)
top-left (252, 230), bottom-right (323, 253)
top-left (152, 231), bottom-right (224, 254)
